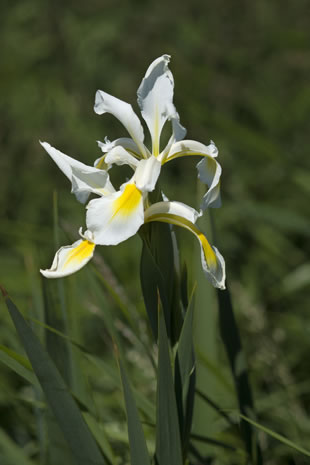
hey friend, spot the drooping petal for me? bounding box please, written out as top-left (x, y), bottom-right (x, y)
top-left (94, 91), bottom-right (146, 157)
top-left (40, 239), bottom-right (95, 278)
top-left (40, 141), bottom-right (114, 203)
top-left (164, 139), bottom-right (218, 162)
top-left (95, 138), bottom-right (144, 170)
top-left (163, 139), bottom-right (221, 208)
top-left (104, 146), bottom-right (139, 170)
top-left (144, 208), bottom-right (225, 289)
top-left (137, 54), bottom-right (176, 156)
top-left (86, 182), bottom-right (144, 246)
top-left (97, 137), bottom-right (142, 157)
top-left (144, 200), bottom-right (201, 224)
top-left (196, 156), bottom-right (222, 209)
top-left (133, 156), bottom-right (161, 192)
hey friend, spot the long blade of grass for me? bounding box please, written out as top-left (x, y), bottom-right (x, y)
top-left (175, 291), bottom-right (196, 456)
top-left (83, 413), bottom-right (117, 465)
top-left (217, 284), bottom-right (262, 464)
top-left (155, 305), bottom-right (183, 465)
top-left (115, 346), bottom-right (151, 465)
top-left (1, 287), bottom-right (106, 465)
top-left (0, 344), bottom-right (38, 386)
top-left (240, 414), bottom-right (310, 458)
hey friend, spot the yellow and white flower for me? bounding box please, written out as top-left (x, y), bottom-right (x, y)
top-left (40, 55), bottom-right (225, 289)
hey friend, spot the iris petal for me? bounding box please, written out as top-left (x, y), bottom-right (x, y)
top-left (94, 91), bottom-right (146, 157)
top-left (137, 54), bottom-right (176, 156)
top-left (144, 205), bottom-right (225, 289)
top-left (86, 182), bottom-right (144, 246)
top-left (40, 141), bottom-right (114, 203)
top-left (40, 239), bottom-right (95, 278)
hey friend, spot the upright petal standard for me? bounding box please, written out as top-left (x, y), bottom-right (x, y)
top-left (40, 55), bottom-right (226, 289)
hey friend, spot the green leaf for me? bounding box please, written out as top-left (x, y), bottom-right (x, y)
top-left (116, 347), bottom-right (151, 465)
top-left (86, 353), bottom-right (155, 422)
top-left (140, 234), bottom-right (169, 341)
top-left (195, 389), bottom-right (236, 428)
top-left (0, 344), bottom-right (38, 386)
top-left (1, 289), bottom-right (106, 465)
top-left (191, 432), bottom-right (237, 451)
top-left (83, 413), bottom-right (117, 465)
top-left (217, 284), bottom-right (262, 464)
top-left (140, 220), bottom-right (183, 344)
top-left (240, 414), bottom-right (310, 458)
top-left (156, 306), bottom-right (183, 465)
top-left (175, 292), bottom-right (196, 455)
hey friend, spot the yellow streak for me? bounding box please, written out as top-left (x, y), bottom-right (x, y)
top-left (145, 212), bottom-right (217, 270)
top-left (63, 241), bottom-right (95, 269)
top-left (163, 151), bottom-right (214, 164)
top-left (112, 184), bottom-right (142, 218)
top-left (95, 156), bottom-right (107, 169)
top-left (197, 232), bottom-right (217, 270)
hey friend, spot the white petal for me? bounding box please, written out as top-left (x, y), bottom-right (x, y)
top-left (133, 156), bottom-right (161, 192)
top-left (159, 112), bottom-right (187, 162)
top-left (86, 182), bottom-right (144, 245)
top-left (40, 239), bottom-right (95, 278)
top-left (144, 201), bottom-right (200, 224)
top-left (97, 137), bottom-right (142, 156)
top-left (94, 90), bottom-right (146, 156)
top-left (198, 237), bottom-right (226, 289)
top-left (144, 210), bottom-right (225, 289)
top-left (137, 55), bottom-right (175, 155)
top-left (105, 146), bottom-right (139, 170)
top-left (40, 141), bottom-right (114, 203)
top-left (162, 139), bottom-right (221, 208)
top-left (71, 167), bottom-right (115, 200)
top-left (196, 157), bottom-right (222, 209)
top-left (165, 140), bottom-right (218, 161)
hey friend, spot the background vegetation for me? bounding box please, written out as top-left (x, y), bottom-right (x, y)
top-left (0, 1), bottom-right (309, 464)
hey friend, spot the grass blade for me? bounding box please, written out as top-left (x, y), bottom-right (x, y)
top-left (0, 344), bottom-right (38, 386)
top-left (240, 414), bottom-right (310, 458)
top-left (217, 284), bottom-right (262, 464)
top-left (175, 293), bottom-right (196, 456)
top-left (1, 287), bottom-right (106, 465)
top-left (116, 346), bottom-right (151, 465)
top-left (156, 305), bottom-right (183, 465)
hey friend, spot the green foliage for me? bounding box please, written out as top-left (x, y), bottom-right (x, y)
top-left (3, 291), bottom-right (106, 465)
top-left (1, 1), bottom-right (310, 464)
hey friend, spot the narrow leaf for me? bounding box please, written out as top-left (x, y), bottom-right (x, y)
top-left (217, 284), bottom-right (262, 464)
top-left (83, 412), bottom-right (117, 465)
top-left (140, 236), bottom-right (169, 340)
top-left (175, 293), bottom-right (196, 454)
top-left (240, 414), bottom-right (310, 458)
top-left (156, 306), bottom-right (183, 465)
top-left (0, 345), bottom-right (38, 386)
top-left (1, 288), bottom-right (106, 465)
top-left (116, 347), bottom-right (151, 465)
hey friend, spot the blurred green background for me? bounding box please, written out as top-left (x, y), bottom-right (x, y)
top-left (1, 0), bottom-right (310, 464)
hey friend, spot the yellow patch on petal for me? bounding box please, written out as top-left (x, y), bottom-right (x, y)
top-left (112, 184), bottom-right (142, 218)
top-left (198, 233), bottom-right (217, 270)
top-left (63, 240), bottom-right (95, 269)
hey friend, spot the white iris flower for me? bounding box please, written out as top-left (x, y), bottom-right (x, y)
top-left (40, 55), bottom-right (225, 289)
